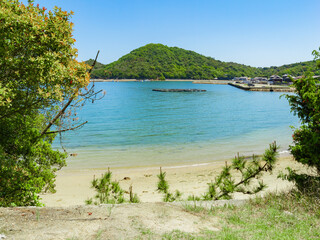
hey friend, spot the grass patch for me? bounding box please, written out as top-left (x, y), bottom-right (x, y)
top-left (94, 229), bottom-right (104, 240)
top-left (164, 190), bottom-right (320, 239)
top-left (182, 202), bottom-right (210, 214)
top-left (129, 216), bottom-right (155, 240)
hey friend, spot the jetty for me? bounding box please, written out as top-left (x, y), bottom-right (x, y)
top-left (152, 89), bottom-right (206, 92)
top-left (228, 83), bottom-right (295, 92)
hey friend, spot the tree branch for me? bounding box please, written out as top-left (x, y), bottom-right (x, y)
top-left (214, 162), bottom-right (267, 200)
top-left (40, 91), bottom-right (78, 136)
top-left (88, 50), bottom-right (100, 74)
top-left (45, 121), bottom-right (88, 134)
top-left (40, 50), bottom-right (100, 136)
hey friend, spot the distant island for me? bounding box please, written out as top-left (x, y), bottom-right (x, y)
top-left (86, 43), bottom-right (319, 80)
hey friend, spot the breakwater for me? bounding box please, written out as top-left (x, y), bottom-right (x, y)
top-left (228, 83), bottom-right (295, 92)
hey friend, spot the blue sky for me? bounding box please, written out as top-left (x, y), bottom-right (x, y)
top-left (25, 0), bottom-right (319, 67)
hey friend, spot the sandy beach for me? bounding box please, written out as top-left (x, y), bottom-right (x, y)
top-left (2, 155), bottom-right (310, 240)
top-left (41, 155), bottom-right (305, 207)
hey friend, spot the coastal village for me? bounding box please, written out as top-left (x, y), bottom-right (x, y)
top-left (233, 74), bottom-right (320, 86)
top-left (223, 74), bottom-right (320, 92)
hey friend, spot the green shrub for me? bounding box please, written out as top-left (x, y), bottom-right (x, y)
top-left (86, 168), bottom-right (140, 204)
top-left (282, 47), bottom-right (320, 191)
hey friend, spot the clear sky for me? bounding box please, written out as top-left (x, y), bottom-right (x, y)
top-left (24, 0), bottom-right (320, 67)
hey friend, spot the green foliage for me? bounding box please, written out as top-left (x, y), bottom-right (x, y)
top-left (0, 1), bottom-right (90, 206)
top-left (157, 167), bottom-right (182, 202)
top-left (89, 43), bottom-right (319, 80)
top-left (312, 47), bottom-right (320, 68)
top-left (202, 142), bottom-right (278, 200)
top-left (86, 168), bottom-right (140, 205)
top-left (282, 48), bottom-right (320, 189)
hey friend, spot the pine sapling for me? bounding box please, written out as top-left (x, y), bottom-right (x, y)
top-left (202, 142), bottom-right (279, 200)
top-left (86, 168), bottom-right (139, 204)
top-left (157, 167), bottom-right (182, 202)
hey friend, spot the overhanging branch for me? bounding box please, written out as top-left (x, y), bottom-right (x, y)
top-left (40, 50), bottom-right (100, 136)
top-left (45, 121), bottom-right (88, 134)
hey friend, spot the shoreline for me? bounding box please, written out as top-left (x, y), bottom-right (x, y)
top-left (89, 79), bottom-right (295, 91)
top-left (41, 154), bottom-right (303, 207)
top-left (90, 79), bottom-right (227, 83)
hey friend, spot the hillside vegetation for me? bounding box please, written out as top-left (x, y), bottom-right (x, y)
top-left (87, 43), bottom-right (319, 80)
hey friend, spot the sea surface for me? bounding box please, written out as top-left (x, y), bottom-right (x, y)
top-left (54, 81), bottom-right (299, 169)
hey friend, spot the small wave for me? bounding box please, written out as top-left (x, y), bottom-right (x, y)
top-left (279, 150), bottom-right (290, 154)
top-left (166, 163), bottom-right (210, 169)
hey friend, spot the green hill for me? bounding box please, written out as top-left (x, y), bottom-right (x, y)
top-left (87, 43), bottom-right (319, 80)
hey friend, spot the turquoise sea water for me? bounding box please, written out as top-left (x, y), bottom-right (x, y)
top-left (55, 81), bottom-right (299, 169)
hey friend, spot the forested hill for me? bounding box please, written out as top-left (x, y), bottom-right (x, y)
top-left (87, 43), bottom-right (319, 80)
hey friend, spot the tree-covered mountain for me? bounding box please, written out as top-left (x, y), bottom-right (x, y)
top-left (87, 44), bottom-right (319, 80)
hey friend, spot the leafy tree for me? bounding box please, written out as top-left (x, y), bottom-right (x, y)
top-left (0, 0), bottom-right (95, 206)
top-left (283, 48), bottom-right (320, 190)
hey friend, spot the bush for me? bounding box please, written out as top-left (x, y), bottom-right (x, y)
top-left (283, 48), bottom-right (320, 190)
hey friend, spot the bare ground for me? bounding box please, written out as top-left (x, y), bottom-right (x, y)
top-left (0, 200), bottom-right (247, 240)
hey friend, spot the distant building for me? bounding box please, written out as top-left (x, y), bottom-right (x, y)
top-left (239, 77), bottom-right (249, 84)
top-left (282, 74), bottom-right (294, 85)
top-left (269, 75), bottom-right (283, 85)
top-left (252, 77), bottom-right (268, 84)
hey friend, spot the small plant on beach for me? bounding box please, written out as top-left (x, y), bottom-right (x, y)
top-left (201, 142), bottom-right (279, 200)
top-left (157, 167), bottom-right (182, 202)
top-left (86, 168), bottom-right (139, 205)
top-left (129, 185), bottom-right (140, 203)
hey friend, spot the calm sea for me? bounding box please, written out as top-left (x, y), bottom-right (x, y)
top-left (55, 81), bottom-right (299, 169)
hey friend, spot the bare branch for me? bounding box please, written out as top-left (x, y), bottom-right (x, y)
top-left (40, 89), bottom-right (79, 136)
top-left (45, 121), bottom-right (88, 134)
top-left (40, 50), bottom-right (100, 136)
top-left (88, 50), bottom-right (100, 74)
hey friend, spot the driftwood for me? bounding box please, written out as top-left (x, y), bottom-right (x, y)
top-left (152, 89), bottom-right (206, 92)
